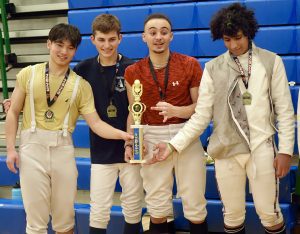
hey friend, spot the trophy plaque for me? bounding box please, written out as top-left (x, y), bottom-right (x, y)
top-left (129, 80), bottom-right (146, 163)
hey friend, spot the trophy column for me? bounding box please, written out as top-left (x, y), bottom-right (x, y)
top-left (129, 80), bottom-right (146, 163)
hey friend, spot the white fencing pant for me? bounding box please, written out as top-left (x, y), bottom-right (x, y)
top-left (141, 123), bottom-right (207, 222)
top-left (214, 138), bottom-right (283, 228)
top-left (19, 128), bottom-right (77, 234)
top-left (89, 163), bottom-right (144, 229)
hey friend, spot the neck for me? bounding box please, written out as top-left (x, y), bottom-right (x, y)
top-left (98, 53), bottom-right (119, 66)
top-left (48, 60), bottom-right (69, 76)
top-left (149, 50), bottom-right (170, 67)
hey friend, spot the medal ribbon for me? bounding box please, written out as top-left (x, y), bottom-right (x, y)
top-left (148, 54), bottom-right (171, 100)
top-left (232, 45), bottom-right (252, 89)
top-left (45, 62), bottom-right (70, 107)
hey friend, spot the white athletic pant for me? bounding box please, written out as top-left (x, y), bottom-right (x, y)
top-left (19, 128), bottom-right (77, 234)
top-left (215, 138), bottom-right (284, 228)
top-left (89, 163), bottom-right (144, 229)
top-left (141, 123), bottom-right (207, 222)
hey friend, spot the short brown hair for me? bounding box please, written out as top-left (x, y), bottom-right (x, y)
top-left (144, 13), bottom-right (172, 30)
top-left (92, 14), bottom-right (121, 35)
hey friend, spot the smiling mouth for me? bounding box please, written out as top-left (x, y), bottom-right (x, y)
top-left (58, 56), bottom-right (67, 60)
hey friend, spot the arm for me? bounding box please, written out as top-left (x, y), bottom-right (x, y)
top-left (271, 56), bottom-right (295, 178)
top-left (124, 82), bottom-right (135, 162)
top-left (82, 111), bottom-right (133, 141)
top-left (5, 83), bottom-right (25, 173)
top-left (154, 68), bottom-right (214, 160)
top-left (150, 87), bottom-right (198, 122)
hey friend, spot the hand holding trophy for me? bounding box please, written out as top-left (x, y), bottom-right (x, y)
top-left (129, 80), bottom-right (146, 163)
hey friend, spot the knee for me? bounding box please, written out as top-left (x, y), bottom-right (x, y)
top-left (223, 208), bottom-right (245, 227)
top-left (258, 210), bottom-right (284, 228)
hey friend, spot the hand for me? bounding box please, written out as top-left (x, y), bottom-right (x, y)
top-left (151, 101), bottom-right (176, 123)
top-left (6, 149), bottom-right (19, 174)
top-left (121, 132), bottom-right (134, 141)
top-left (124, 145), bottom-right (133, 163)
top-left (153, 142), bottom-right (173, 162)
top-left (124, 142), bottom-right (148, 164)
top-left (273, 153), bottom-right (291, 178)
top-left (3, 99), bottom-right (11, 113)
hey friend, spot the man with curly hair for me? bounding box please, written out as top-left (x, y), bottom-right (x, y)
top-left (154, 3), bottom-right (294, 234)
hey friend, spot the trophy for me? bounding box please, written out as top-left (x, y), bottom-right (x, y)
top-left (129, 80), bottom-right (146, 163)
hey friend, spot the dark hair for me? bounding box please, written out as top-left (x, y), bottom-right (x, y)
top-left (210, 3), bottom-right (258, 41)
top-left (92, 14), bottom-right (121, 35)
top-left (144, 13), bottom-right (172, 29)
top-left (48, 23), bottom-right (81, 48)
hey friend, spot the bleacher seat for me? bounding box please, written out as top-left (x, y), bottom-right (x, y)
top-left (0, 156), bottom-right (19, 186)
top-left (0, 198), bottom-right (55, 233)
top-left (173, 198), bottom-right (296, 233)
top-left (72, 120), bottom-right (90, 148)
top-left (68, 0), bottom-right (194, 10)
top-left (0, 198), bottom-right (146, 234)
top-left (0, 199), bottom-right (26, 233)
top-left (283, 56), bottom-right (300, 84)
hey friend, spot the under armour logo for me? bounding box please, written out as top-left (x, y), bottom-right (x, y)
top-left (172, 81), bottom-right (179, 86)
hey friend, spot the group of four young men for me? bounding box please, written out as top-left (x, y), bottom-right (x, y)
top-left (5, 3), bottom-right (294, 234)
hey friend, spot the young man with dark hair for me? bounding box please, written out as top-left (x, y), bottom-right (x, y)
top-left (73, 14), bottom-right (144, 234)
top-left (124, 13), bottom-right (208, 234)
top-left (5, 23), bottom-right (133, 234)
top-left (154, 4), bottom-right (294, 234)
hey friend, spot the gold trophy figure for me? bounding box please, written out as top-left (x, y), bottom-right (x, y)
top-left (129, 80), bottom-right (146, 163)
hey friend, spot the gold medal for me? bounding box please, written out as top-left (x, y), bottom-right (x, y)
top-left (107, 103), bottom-right (117, 118)
top-left (242, 91), bottom-right (252, 105)
top-left (44, 109), bottom-right (55, 121)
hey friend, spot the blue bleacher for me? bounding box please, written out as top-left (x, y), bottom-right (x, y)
top-left (0, 156), bottom-right (19, 186)
top-left (68, 0), bottom-right (195, 10)
top-left (0, 155), bottom-right (296, 204)
top-left (173, 198), bottom-right (296, 233)
top-left (68, 0), bottom-right (299, 34)
top-left (0, 198), bottom-right (145, 234)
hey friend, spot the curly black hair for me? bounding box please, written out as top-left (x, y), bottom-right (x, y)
top-left (210, 3), bottom-right (258, 41)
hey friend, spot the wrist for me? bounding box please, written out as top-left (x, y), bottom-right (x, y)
top-left (7, 146), bottom-right (16, 152)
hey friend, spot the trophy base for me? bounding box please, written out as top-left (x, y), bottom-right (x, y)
top-left (130, 159), bottom-right (146, 164)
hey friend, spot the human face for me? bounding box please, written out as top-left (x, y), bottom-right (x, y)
top-left (91, 30), bottom-right (121, 59)
top-left (223, 31), bottom-right (249, 56)
top-left (143, 18), bottom-right (173, 54)
top-left (47, 39), bottom-right (76, 67)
